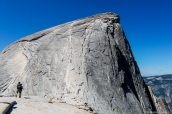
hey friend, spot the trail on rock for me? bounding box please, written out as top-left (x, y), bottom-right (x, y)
top-left (6, 96), bottom-right (91, 114)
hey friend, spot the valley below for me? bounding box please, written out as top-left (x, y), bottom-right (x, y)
top-left (144, 74), bottom-right (172, 109)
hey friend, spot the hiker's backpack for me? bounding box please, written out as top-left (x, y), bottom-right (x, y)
top-left (17, 84), bottom-right (22, 89)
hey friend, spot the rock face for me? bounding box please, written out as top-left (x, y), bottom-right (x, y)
top-left (144, 74), bottom-right (172, 110)
top-left (0, 13), bottom-right (171, 114)
top-left (147, 86), bottom-right (171, 114)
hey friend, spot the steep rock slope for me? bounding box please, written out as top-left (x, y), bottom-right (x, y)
top-left (0, 13), bottom-right (170, 114)
top-left (144, 74), bottom-right (172, 109)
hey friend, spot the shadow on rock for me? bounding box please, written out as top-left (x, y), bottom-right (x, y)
top-left (6, 102), bottom-right (17, 114)
top-left (0, 102), bottom-right (10, 104)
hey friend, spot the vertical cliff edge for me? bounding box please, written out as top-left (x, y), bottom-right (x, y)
top-left (0, 12), bottom-right (171, 114)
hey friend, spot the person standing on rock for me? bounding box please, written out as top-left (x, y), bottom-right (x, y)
top-left (16, 82), bottom-right (23, 98)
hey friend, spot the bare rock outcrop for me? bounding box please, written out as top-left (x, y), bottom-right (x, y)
top-left (0, 12), bottom-right (171, 114)
top-left (144, 74), bottom-right (172, 110)
top-left (147, 86), bottom-right (171, 114)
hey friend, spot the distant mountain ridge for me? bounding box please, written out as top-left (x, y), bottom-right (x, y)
top-left (143, 74), bottom-right (172, 109)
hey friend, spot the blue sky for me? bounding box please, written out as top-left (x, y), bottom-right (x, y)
top-left (0, 0), bottom-right (171, 76)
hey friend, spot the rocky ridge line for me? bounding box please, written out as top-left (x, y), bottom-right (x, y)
top-left (0, 12), bottom-right (171, 114)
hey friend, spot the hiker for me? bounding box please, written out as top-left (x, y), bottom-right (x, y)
top-left (16, 82), bottom-right (23, 98)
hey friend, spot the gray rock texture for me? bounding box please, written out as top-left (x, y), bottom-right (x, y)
top-left (144, 74), bottom-right (172, 111)
top-left (0, 96), bottom-right (92, 114)
top-left (0, 12), bottom-right (170, 114)
top-left (147, 86), bottom-right (171, 114)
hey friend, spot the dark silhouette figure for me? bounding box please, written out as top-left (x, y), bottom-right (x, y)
top-left (16, 82), bottom-right (23, 98)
